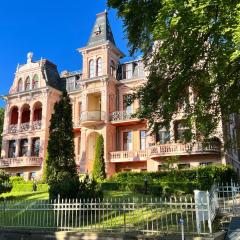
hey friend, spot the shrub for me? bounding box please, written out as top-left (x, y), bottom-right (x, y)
top-left (48, 172), bottom-right (80, 199)
top-left (77, 175), bottom-right (103, 199)
top-left (0, 170), bottom-right (12, 194)
top-left (92, 135), bottom-right (106, 182)
top-left (106, 165), bottom-right (237, 196)
top-left (9, 176), bottom-right (25, 184)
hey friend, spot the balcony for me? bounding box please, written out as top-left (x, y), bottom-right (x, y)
top-left (110, 150), bottom-right (149, 163)
top-left (109, 142), bottom-right (221, 163)
top-left (7, 121), bottom-right (42, 134)
top-left (80, 111), bottom-right (105, 127)
top-left (32, 120), bottom-right (42, 130)
top-left (8, 124), bottom-right (18, 134)
top-left (110, 111), bottom-right (143, 126)
top-left (149, 142), bottom-right (221, 159)
top-left (20, 123), bottom-right (30, 132)
top-left (0, 157), bottom-right (42, 168)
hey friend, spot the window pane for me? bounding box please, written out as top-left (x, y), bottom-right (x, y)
top-left (158, 128), bottom-right (170, 144)
top-left (31, 138), bottom-right (40, 156)
top-left (89, 60), bottom-right (95, 78)
top-left (97, 58), bottom-right (102, 76)
top-left (19, 139), bottom-right (28, 157)
top-left (140, 130), bottom-right (146, 150)
top-left (123, 95), bottom-right (132, 113)
top-left (123, 132), bottom-right (132, 151)
top-left (8, 140), bottom-right (16, 158)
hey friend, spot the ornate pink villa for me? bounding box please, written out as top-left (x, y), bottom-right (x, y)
top-left (0, 11), bottom-right (228, 180)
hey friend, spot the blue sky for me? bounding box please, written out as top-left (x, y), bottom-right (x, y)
top-left (0, 0), bottom-right (133, 107)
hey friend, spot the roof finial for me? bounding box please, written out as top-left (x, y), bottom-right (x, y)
top-left (27, 52), bottom-right (33, 64)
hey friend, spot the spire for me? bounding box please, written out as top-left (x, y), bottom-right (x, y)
top-left (87, 11), bottom-right (116, 47)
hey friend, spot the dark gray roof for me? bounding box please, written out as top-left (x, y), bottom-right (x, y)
top-left (87, 11), bottom-right (116, 47)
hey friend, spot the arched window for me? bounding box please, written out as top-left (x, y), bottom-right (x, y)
top-left (96, 58), bottom-right (102, 76)
top-left (32, 75), bottom-right (39, 89)
top-left (17, 78), bottom-right (23, 92)
top-left (89, 59), bottom-right (95, 78)
top-left (25, 77), bottom-right (30, 91)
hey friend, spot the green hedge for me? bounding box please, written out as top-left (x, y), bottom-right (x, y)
top-left (104, 165), bottom-right (237, 196)
top-left (11, 183), bottom-right (48, 192)
top-left (109, 165), bottom-right (237, 186)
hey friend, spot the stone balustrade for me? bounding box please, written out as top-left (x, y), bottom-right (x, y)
top-left (0, 157), bottom-right (42, 168)
top-left (7, 120), bottom-right (42, 134)
top-left (109, 142), bottom-right (221, 162)
top-left (110, 111), bottom-right (135, 122)
top-left (80, 111), bottom-right (105, 122)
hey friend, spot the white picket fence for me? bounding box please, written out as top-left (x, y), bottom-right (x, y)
top-left (0, 196), bottom-right (213, 235)
top-left (0, 182), bottom-right (238, 235)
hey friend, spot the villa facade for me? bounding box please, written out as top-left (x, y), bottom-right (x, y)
top-left (0, 12), bottom-right (226, 180)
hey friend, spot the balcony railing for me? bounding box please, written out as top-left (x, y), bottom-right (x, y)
top-left (32, 120), bottom-right (42, 130)
top-left (7, 121), bottom-right (42, 134)
top-left (0, 157), bottom-right (42, 168)
top-left (149, 142), bottom-right (221, 157)
top-left (80, 111), bottom-right (105, 122)
top-left (8, 124), bottom-right (18, 134)
top-left (20, 122), bottom-right (30, 132)
top-left (109, 142), bottom-right (221, 162)
top-left (110, 150), bottom-right (148, 163)
top-left (111, 111), bottom-right (135, 122)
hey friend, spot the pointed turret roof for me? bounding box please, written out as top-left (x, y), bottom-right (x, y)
top-left (87, 11), bottom-right (116, 47)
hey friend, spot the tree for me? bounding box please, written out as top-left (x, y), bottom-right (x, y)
top-left (108, 0), bottom-right (240, 138)
top-left (0, 108), bottom-right (4, 152)
top-left (92, 135), bottom-right (106, 181)
top-left (46, 91), bottom-right (79, 198)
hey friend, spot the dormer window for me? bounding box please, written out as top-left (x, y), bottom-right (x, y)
top-left (32, 74), bottom-right (39, 89)
top-left (17, 78), bottom-right (23, 92)
top-left (25, 77), bottom-right (31, 91)
top-left (89, 59), bottom-right (95, 78)
top-left (97, 58), bottom-right (102, 76)
top-left (94, 25), bottom-right (101, 36)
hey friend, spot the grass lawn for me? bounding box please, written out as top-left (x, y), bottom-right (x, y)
top-left (0, 191), bottom-right (49, 201)
top-left (0, 190), bottom-right (149, 202)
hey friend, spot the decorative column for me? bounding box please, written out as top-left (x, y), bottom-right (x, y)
top-left (15, 139), bottom-right (20, 157)
top-left (3, 104), bottom-right (9, 134)
top-left (17, 107), bottom-right (22, 132)
top-left (27, 137), bottom-right (32, 157)
top-left (29, 105), bottom-right (34, 130)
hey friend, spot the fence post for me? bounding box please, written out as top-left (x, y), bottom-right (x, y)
top-left (3, 198), bottom-right (6, 228)
top-left (123, 203), bottom-right (126, 233)
top-left (231, 179), bottom-right (236, 215)
top-left (206, 191), bottom-right (213, 235)
top-left (194, 190), bottom-right (201, 235)
top-left (56, 194), bottom-right (60, 230)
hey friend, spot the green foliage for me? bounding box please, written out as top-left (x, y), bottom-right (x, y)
top-left (48, 171), bottom-right (79, 199)
top-left (42, 152), bottom-right (48, 183)
top-left (46, 91), bottom-right (78, 198)
top-left (92, 135), bottom-right (106, 181)
top-left (0, 108), bottom-right (4, 152)
top-left (161, 156), bottom-right (179, 170)
top-left (108, 0), bottom-right (240, 138)
top-left (11, 183), bottom-right (48, 192)
top-left (78, 175), bottom-right (103, 199)
top-left (0, 170), bottom-right (12, 194)
top-left (107, 165), bottom-right (237, 196)
top-left (9, 176), bottom-right (25, 184)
